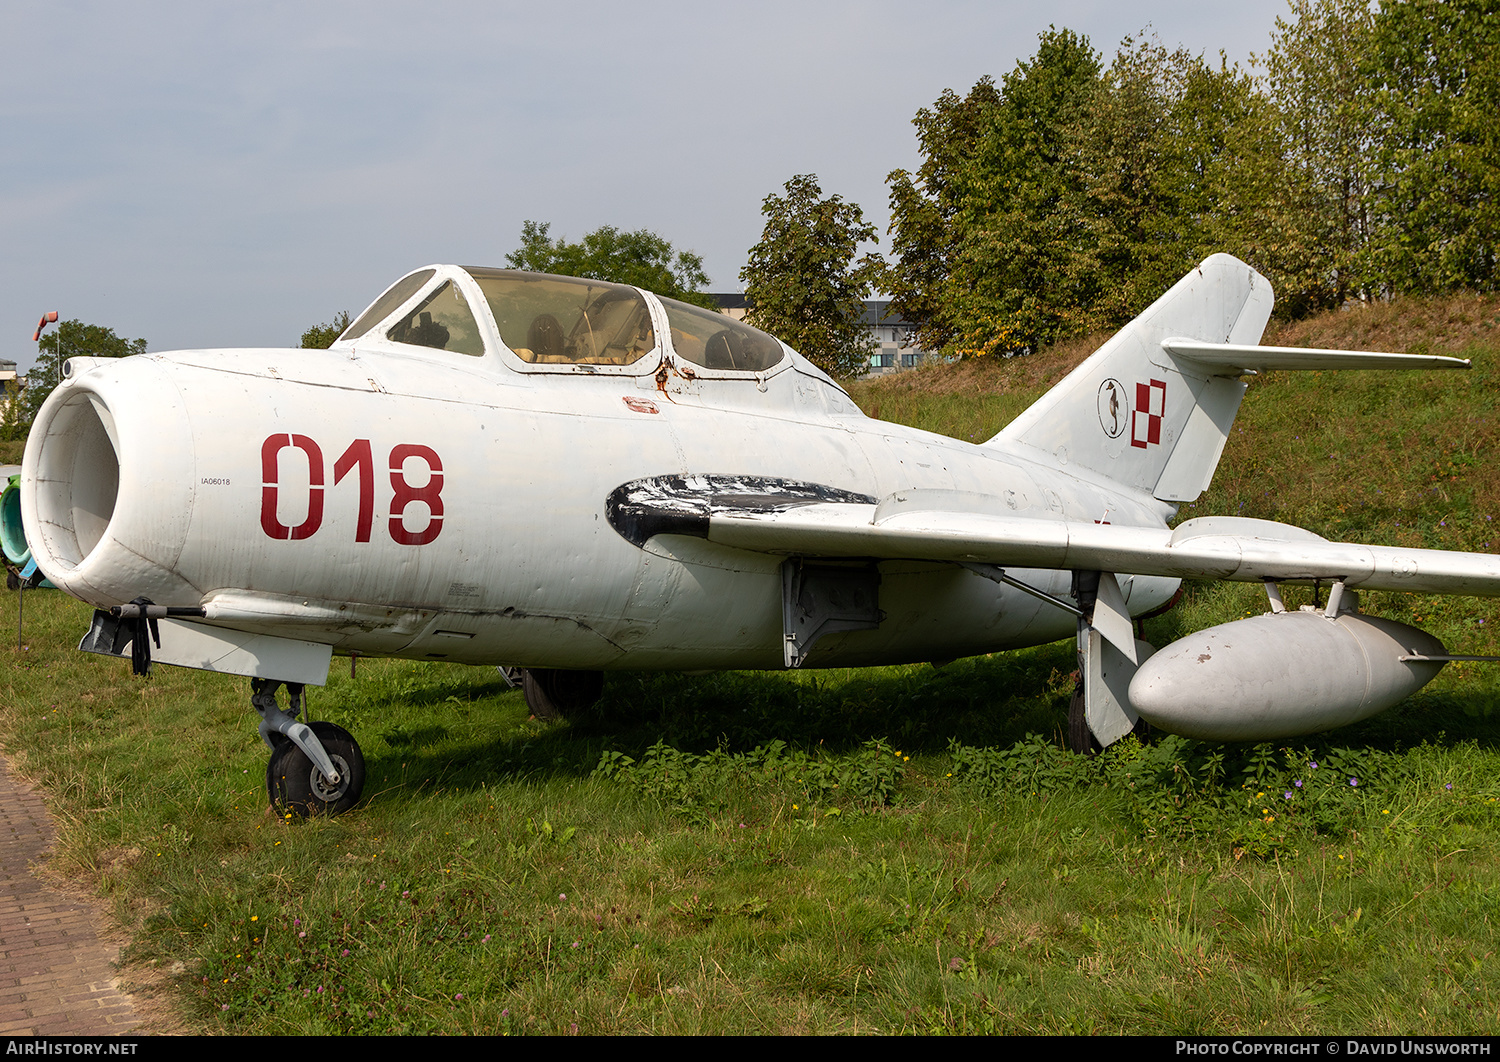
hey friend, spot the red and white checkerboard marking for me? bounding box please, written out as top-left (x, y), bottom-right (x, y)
top-left (1131, 379), bottom-right (1166, 449)
top-left (1128, 379), bottom-right (1164, 450)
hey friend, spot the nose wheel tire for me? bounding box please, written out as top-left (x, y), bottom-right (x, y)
top-left (267, 721), bottom-right (366, 817)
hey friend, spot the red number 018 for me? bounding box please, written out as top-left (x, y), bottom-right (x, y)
top-left (261, 435), bottom-right (443, 545)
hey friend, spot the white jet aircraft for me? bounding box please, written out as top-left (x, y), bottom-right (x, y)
top-left (21, 254), bottom-right (1499, 815)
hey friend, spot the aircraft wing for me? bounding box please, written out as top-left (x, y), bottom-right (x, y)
top-left (693, 490), bottom-right (1500, 597)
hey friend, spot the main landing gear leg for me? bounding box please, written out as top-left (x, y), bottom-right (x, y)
top-left (1068, 570), bottom-right (1153, 755)
top-left (252, 678), bottom-right (365, 817)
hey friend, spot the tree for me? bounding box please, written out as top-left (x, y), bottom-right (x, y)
top-left (968, 33), bottom-right (1291, 346)
top-left (884, 27), bottom-right (1327, 357)
top-left (887, 29), bottom-right (1106, 356)
top-left (23, 320), bottom-right (146, 429)
top-left (1168, 53), bottom-right (1314, 310)
top-left (1, 384), bottom-right (22, 442)
top-left (1366, 0), bottom-right (1500, 294)
top-left (885, 76), bottom-right (1004, 353)
top-left (505, 221), bottom-right (717, 308)
top-left (1257, 0), bottom-right (1379, 307)
top-left (952, 27), bottom-right (1106, 354)
top-left (740, 174), bottom-right (885, 378)
top-left (301, 311), bottom-right (351, 349)
top-left (1064, 37), bottom-right (1295, 325)
top-left (883, 12), bottom-right (1500, 358)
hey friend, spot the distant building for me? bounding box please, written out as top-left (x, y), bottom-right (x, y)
top-left (0, 360), bottom-right (17, 411)
top-left (708, 296), bottom-right (938, 377)
top-left (859, 300), bottom-right (937, 376)
top-left (712, 293), bottom-right (752, 323)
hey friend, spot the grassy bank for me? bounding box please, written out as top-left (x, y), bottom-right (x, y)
top-left (2, 298), bottom-right (1499, 1034)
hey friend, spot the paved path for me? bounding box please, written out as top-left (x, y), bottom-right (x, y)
top-left (0, 755), bottom-right (144, 1035)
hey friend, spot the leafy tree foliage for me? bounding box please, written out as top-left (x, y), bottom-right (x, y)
top-left (1254, 0), bottom-right (1500, 301)
top-left (888, 29), bottom-right (1288, 356)
top-left (1, 385), bottom-right (23, 442)
top-left (301, 311), bottom-right (351, 350)
top-left (1077, 38), bottom-right (1299, 321)
top-left (883, 4), bottom-right (1500, 358)
top-left (23, 321), bottom-right (146, 429)
top-left (505, 221), bottom-right (717, 308)
top-left (1367, 0), bottom-right (1500, 294)
top-left (740, 174), bottom-right (885, 378)
top-left (1259, 0), bottom-right (1378, 307)
top-left (946, 28), bottom-right (1103, 356)
top-left (885, 76), bottom-right (1004, 354)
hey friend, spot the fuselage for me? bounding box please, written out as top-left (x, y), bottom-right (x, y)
top-left (27, 258), bottom-right (1486, 755)
top-left (23, 268), bottom-right (1180, 673)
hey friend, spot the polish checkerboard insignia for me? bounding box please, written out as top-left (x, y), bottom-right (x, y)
top-left (1131, 379), bottom-right (1166, 449)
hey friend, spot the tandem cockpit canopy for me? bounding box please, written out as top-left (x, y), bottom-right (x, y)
top-left (337, 265), bottom-right (787, 375)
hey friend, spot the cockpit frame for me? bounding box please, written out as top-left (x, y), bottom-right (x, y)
top-left (337, 265), bottom-right (792, 383)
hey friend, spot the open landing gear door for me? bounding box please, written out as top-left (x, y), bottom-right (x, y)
top-left (1072, 571), bottom-right (1154, 750)
top-left (1080, 627), bottom-right (1155, 748)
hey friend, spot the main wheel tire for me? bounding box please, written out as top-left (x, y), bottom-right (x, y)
top-left (1066, 682), bottom-right (1150, 754)
top-left (1067, 681), bottom-right (1102, 756)
top-left (522, 668), bottom-right (604, 722)
top-left (267, 721), bottom-right (365, 817)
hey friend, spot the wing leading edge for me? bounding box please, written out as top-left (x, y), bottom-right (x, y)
top-left (692, 492), bottom-right (1500, 598)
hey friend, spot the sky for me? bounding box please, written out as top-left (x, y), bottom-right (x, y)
top-left (2, 0), bottom-right (1297, 371)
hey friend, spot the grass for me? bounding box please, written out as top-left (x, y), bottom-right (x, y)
top-left (3, 298), bottom-right (1500, 1034)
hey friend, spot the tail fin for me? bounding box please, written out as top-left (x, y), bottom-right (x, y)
top-left (993, 254), bottom-right (1272, 503)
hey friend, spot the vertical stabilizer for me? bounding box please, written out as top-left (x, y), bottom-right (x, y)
top-left (992, 254), bottom-right (1273, 503)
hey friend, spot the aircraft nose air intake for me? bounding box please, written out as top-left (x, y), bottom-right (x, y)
top-left (22, 360), bottom-right (199, 605)
top-left (29, 387), bottom-right (120, 568)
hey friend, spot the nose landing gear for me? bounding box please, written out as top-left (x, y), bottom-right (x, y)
top-left (252, 679), bottom-right (365, 816)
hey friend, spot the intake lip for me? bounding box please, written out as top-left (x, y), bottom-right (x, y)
top-left (25, 384), bottom-right (122, 573)
top-left (22, 357), bottom-right (199, 606)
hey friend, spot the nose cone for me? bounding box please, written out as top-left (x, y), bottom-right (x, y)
top-left (22, 356), bottom-right (199, 606)
top-left (1129, 610), bottom-right (1445, 742)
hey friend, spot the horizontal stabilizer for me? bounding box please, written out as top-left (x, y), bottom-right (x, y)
top-left (1161, 338), bottom-right (1471, 373)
